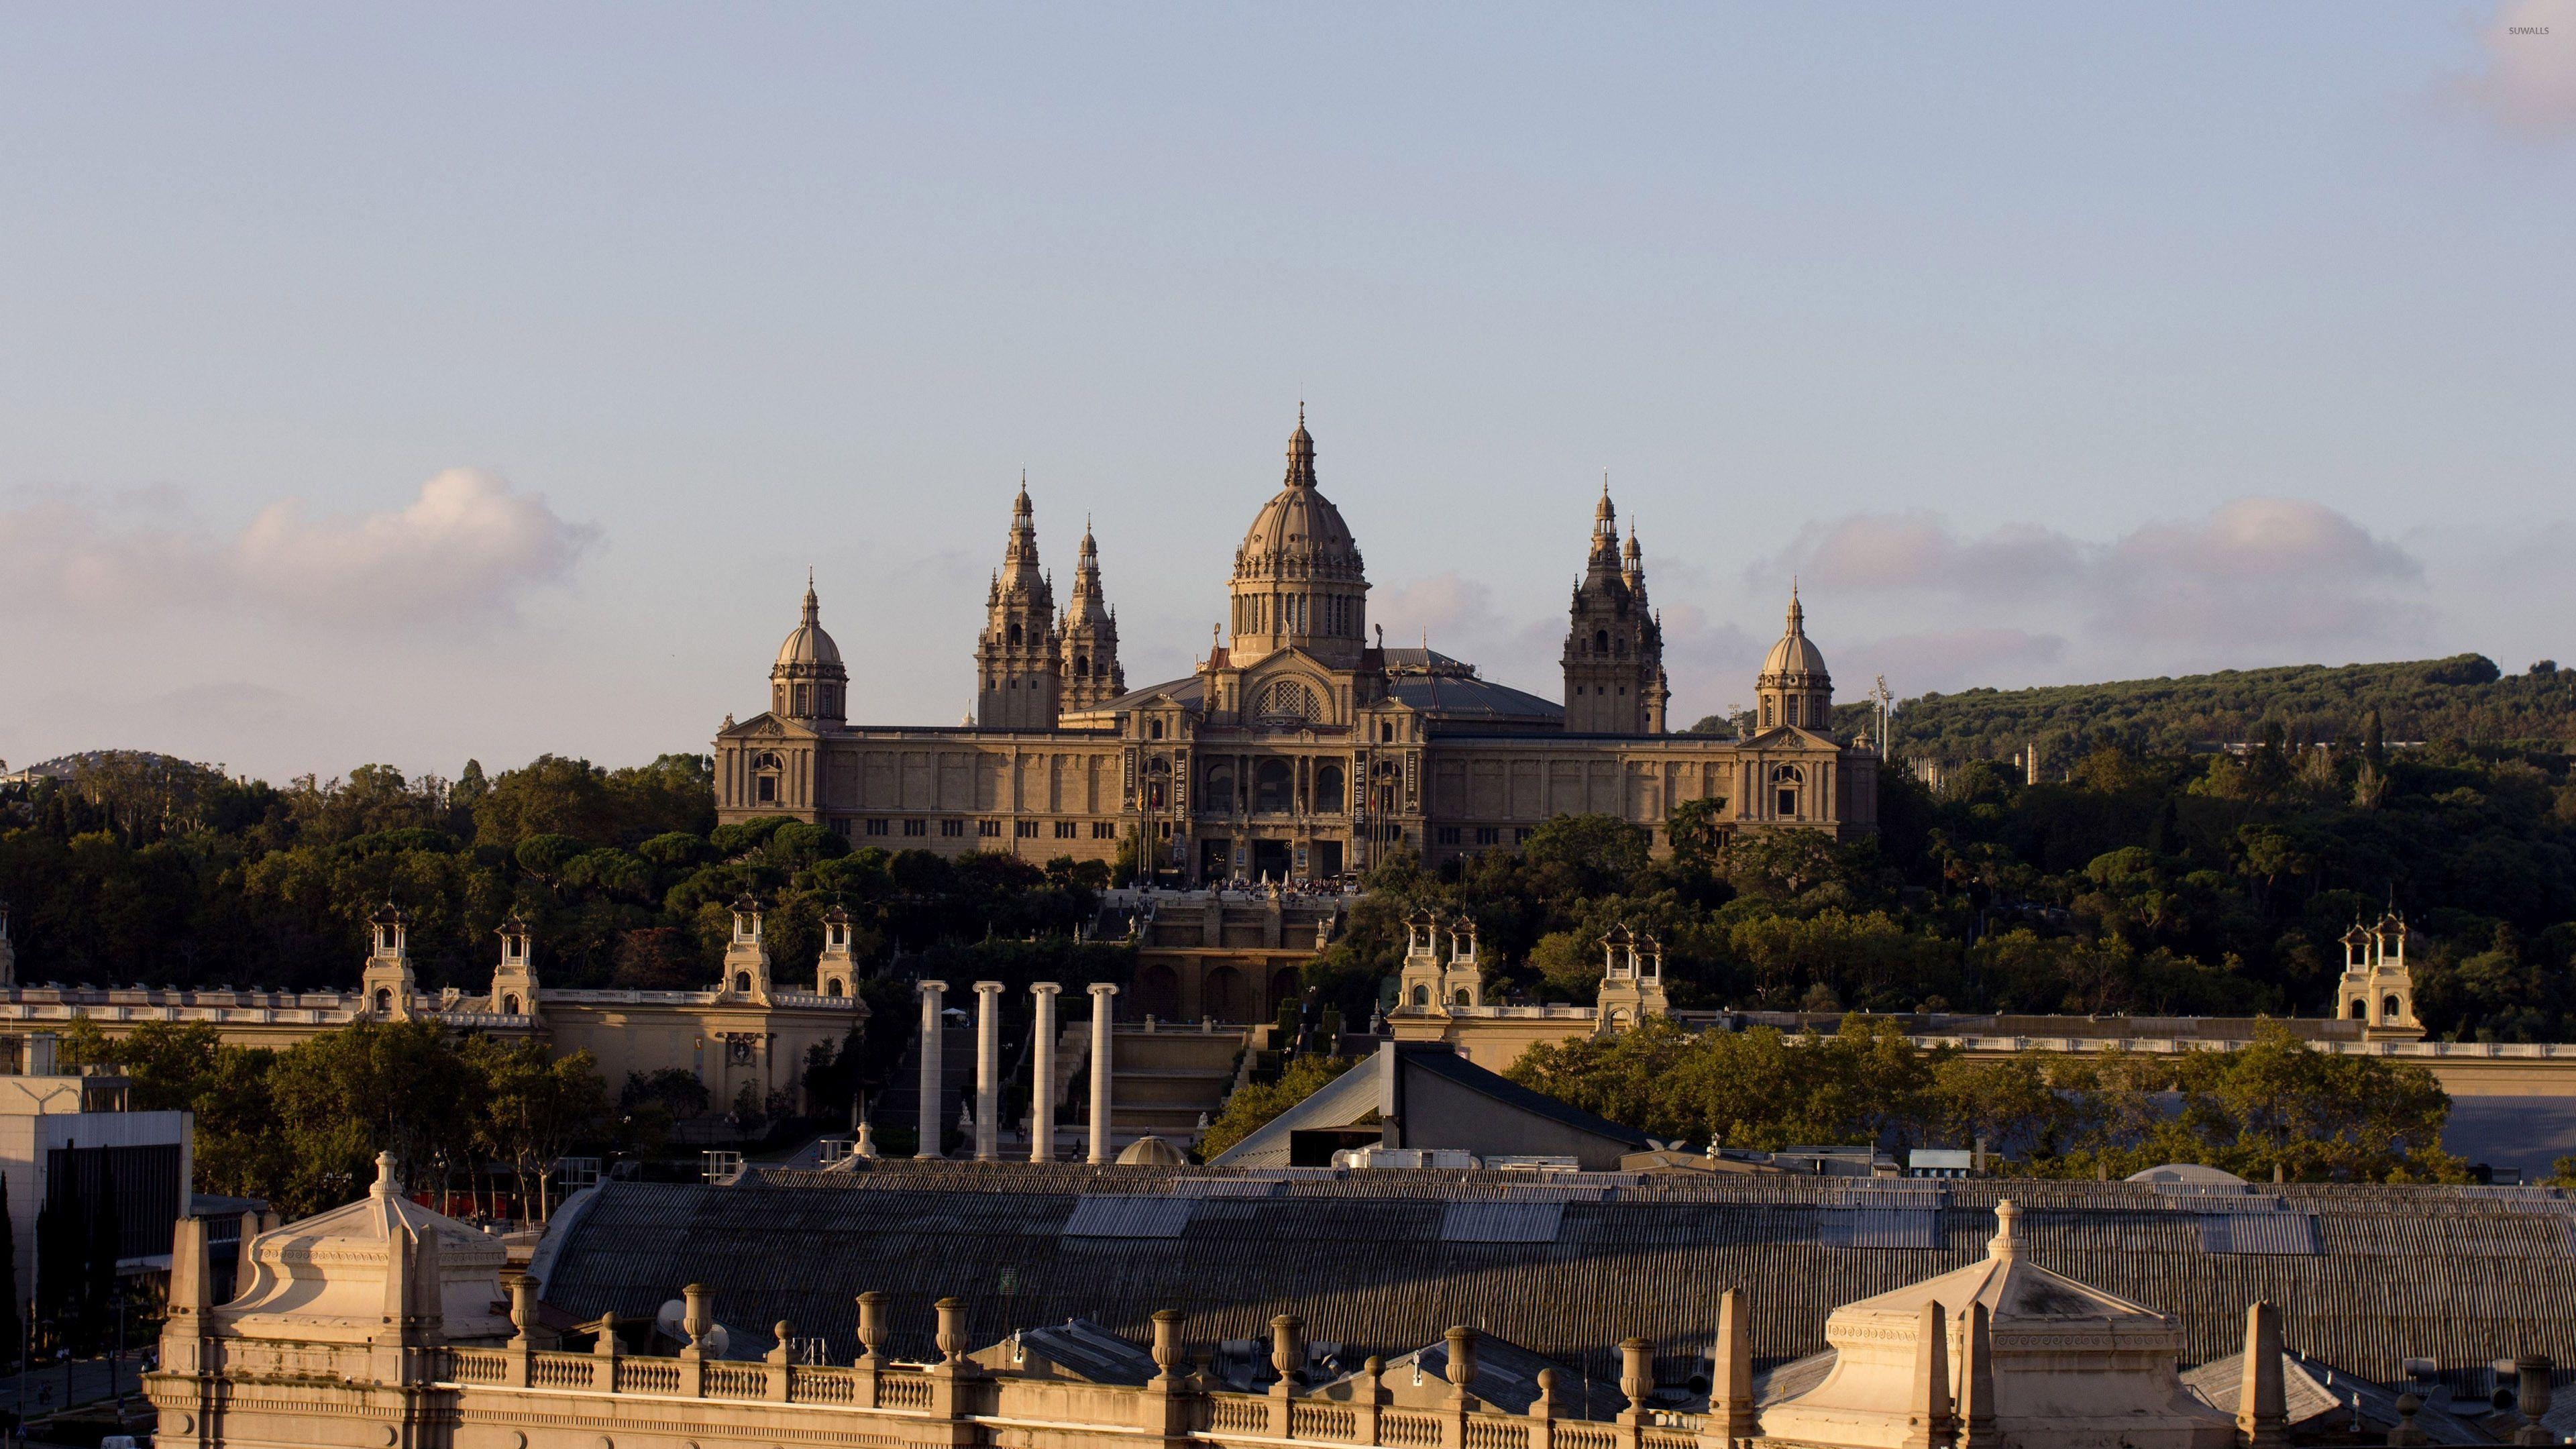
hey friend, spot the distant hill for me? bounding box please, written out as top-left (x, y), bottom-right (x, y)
top-left (1861, 653), bottom-right (2576, 763)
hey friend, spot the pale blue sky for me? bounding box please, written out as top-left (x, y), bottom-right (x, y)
top-left (4, 5), bottom-right (2571, 780)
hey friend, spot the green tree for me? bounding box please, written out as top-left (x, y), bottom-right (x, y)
top-left (265, 1021), bottom-right (487, 1216)
top-left (1198, 1055), bottom-right (1357, 1160)
top-left (466, 1038), bottom-right (609, 1220)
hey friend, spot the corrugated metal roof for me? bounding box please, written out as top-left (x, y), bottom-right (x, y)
top-left (1173, 1177), bottom-right (1283, 1199)
top-left (532, 1165), bottom-right (2576, 1387)
top-left (2200, 1213), bottom-right (2320, 1255)
top-left (1819, 1208), bottom-right (1943, 1250)
top-left (1439, 1201), bottom-right (1564, 1244)
top-left (1063, 1195), bottom-right (1197, 1238)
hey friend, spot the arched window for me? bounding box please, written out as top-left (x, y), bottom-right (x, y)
top-left (2349, 998), bottom-right (2366, 1020)
top-left (1594, 629), bottom-right (1609, 654)
top-left (1254, 759), bottom-right (1294, 812)
top-left (1257, 679), bottom-right (1318, 722)
top-left (1008, 621), bottom-right (1024, 645)
top-left (826, 979), bottom-right (845, 998)
top-left (1614, 635), bottom-right (1626, 657)
top-left (1313, 762), bottom-right (1345, 814)
top-left (1411, 985), bottom-right (1430, 1008)
top-left (2383, 994), bottom-right (2401, 1020)
top-left (1074, 653), bottom-right (1090, 678)
top-left (735, 972), bottom-right (753, 993)
top-left (1149, 718), bottom-right (1166, 740)
top-left (502, 994), bottom-right (521, 1015)
top-left (1772, 764), bottom-right (1805, 818)
top-left (1203, 762), bottom-right (1236, 814)
top-left (1453, 988), bottom-right (1471, 1006)
top-left (374, 988), bottom-right (392, 1012)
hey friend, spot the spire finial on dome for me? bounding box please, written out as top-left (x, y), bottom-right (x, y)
top-left (1284, 407), bottom-right (1318, 487)
top-left (1787, 578), bottom-right (1804, 631)
top-left (802, 570), bottom-right (820, 625)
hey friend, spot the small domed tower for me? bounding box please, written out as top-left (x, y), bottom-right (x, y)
top-left (1059, 518), bottom-right (1126, 710)
top-left (1755, 586), bottom-right (1833, 733)
top-left (490, 913), bottom-right (539, 1018)
top-left (975, 481), bottom-right (1062, 729)
top-left (771, 574), bottom-right (847, 724)
top-left (360, 902), bottom-right (417, 1020)
top-left (1562, 484), bottom-right (1666, 733)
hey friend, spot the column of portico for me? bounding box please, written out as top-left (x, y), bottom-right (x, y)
top-left (1030, 983), bottom-right (1061, 1162)
top-left (916, 980), bottom-right (947, 1158)
top-left (973, 981), bottom-right (1004, 1161)
top-left (1087, 983), bottom-right (1119, 1163)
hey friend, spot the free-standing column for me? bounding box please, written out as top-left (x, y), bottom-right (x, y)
top-left (1087, 983), bottom-right (1119, 1163)
top-left (1030, 983), bottom-right (1062, 1163)
top-left (915, 981), bottom-right (948, 1158)
top-left (973, 981), bottom-right (1004, 1162)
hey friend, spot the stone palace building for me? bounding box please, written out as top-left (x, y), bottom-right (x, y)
top-left (714, 414), bottom-right (1878, 882)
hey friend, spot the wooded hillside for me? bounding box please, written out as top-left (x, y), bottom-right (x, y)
top-left (1867, 654), bottom-right (2575, 763)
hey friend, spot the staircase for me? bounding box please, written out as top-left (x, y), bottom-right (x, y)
top-left (1110, 1024), bottom-right (1248, 1147)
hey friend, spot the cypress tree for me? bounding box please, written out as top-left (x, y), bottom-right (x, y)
top-left (86, 1169), bottom-right (121, 1356)
top-left (0, 1175), bottom-right (18, 1371)
top-left (32, 1193), bottom-right (68, 1354)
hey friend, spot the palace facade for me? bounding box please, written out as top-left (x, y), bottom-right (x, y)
top-left (715, 415), bottom-right (1877, 882)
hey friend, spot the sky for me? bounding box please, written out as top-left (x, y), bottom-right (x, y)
top-left (3, 4), bottom-right (2573, 784)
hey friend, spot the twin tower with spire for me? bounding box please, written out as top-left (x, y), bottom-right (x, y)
top-left (968, 428), bottom-right (1671, 737)
top-left (1564, 482), bottom-right (1669, 734)
top-left (974, 478), bottom-right (1124, 729)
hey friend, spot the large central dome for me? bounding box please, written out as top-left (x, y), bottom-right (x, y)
top-left (1227, 411), bottom-right (1369, 669)
top-left (1236, 417), bottom-right (1364, 576)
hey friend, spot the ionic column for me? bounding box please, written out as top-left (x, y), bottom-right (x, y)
top-left (1030, 983), bottom-right (1062, 1162)
top-left (973, 981), bottom-right (1004, 1161)
top-left (916, 980), bottom-right (948, 1159)
top-left (1087, 983), bottom-right (1119, 1163)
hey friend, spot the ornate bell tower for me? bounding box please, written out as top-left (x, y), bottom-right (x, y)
top-left (1562, 484), bottom-right (1667, 734)
top-left (1059, 519), bottom-right (1126, 711)
top-left (975, 480), bottom-right (1062, 729)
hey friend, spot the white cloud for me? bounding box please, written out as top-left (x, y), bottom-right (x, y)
top-left (1843, 627), bottom-right (2068, 692)
top-left (2444, 0), bottom-right (2576, 139)
top-left (1781, 513), bottom-right (2084, 600)
top-left (0, 470), bottom-right (597, 628)
top-left (2089, 498), bottom-right (2421, 647)
top-left (1765, 498), bottom-right (2428, 665)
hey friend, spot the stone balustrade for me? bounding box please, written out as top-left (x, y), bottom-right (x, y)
top-left (425, 1329), bottom-right (1697, 1449)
